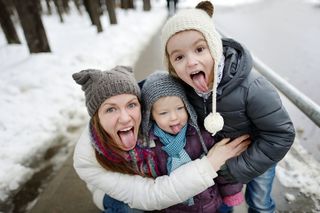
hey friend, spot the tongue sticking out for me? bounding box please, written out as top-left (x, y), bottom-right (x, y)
top-left (171, 124), bottom-right (181, 135)
top-left (118, 129), bottom-right (135, 149)
top-left (192, 72), bottom-right (208, 93)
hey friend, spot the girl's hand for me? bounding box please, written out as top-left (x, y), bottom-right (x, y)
top-left (207, 135), bottom-right (251, 171)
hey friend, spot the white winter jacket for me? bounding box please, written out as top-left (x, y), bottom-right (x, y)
top-left (73, 125), bottom-right (218, 211)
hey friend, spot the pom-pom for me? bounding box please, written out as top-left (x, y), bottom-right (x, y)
top-left (204, 112), bottom-right (224, 135)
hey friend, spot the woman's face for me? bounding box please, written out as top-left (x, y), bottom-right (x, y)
top-left (98, 94), bottom-right (141, 151)
top-left (166, 30), bottom-right (214, 93)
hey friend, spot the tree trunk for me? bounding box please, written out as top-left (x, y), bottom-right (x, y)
top-left (128, 0), bottom-right (134, 9)
top-left (45, 0), bottom-right (52, 15)
top-left (35, 0), bottom-right (42, 14)
top-left (53, 0), bottom-right (64, 22)
top-left (14, 0), bottom-right (51, 53)
top-left (105, 0), bottom-right (117, 24)
top-left (62, 0), bottom-right (70, 14)
top-left (143, 0), bottom-right (151, 11)
top-left (0, 0), bottom-right (20, 44)
top-left (84, 0), bottom-right (103, 32)
top-left (73, 0), bottom-right (82, 15)
top-left (120, 0), bottom-right (128, 10)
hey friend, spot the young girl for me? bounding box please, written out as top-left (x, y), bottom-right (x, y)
top-left (161, 1), bottom-right (295, 212)
top-left (141, 71), bottom-right (244, 212)
top-left (72, 65), bottom-right (251, 212)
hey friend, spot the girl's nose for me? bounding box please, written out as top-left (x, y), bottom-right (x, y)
top-left (187, 55), bottom-right (198, 67)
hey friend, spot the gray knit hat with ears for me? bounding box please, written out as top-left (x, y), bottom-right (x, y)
top-left (141, 71), bottom-right (208, 153)
top-left (161, 1), bottom-right (224, 136)
top-left (72, 65), bottom-right (140, 117)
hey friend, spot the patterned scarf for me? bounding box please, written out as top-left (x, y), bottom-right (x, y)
top-left (90, 122), bottom-right (158, 177)
top-left (153, 123), bottom-right (194, 205)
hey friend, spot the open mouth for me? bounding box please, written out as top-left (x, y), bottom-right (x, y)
top-left (170, 124), bottom-right (181, 134)
top-left (117, 127), bottom-right (135, 149)
top-left (190, 71), bottom-right (208, 93)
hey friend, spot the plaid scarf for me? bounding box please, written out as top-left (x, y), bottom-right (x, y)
top-left (90, 122), bottom-right (158, 177)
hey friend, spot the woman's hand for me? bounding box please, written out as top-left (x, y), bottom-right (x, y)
top-left (207, 135), bottom-right (251, 171)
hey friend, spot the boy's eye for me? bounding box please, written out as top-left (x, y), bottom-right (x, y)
top-left (159, 112), bottom-right (167, 115)
top-left (177, 106), bottom-right (185, 111)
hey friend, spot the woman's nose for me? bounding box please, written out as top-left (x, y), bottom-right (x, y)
top-left (119, 110), bottom-right (131, 123)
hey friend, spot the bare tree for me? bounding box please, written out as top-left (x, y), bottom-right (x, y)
top-left (105, 0), bottom-right (117, 24)
top-left (83, 0), bottom-right (103, 32)
top-left (14, 0), bottom-right (51, 53)
top-left (53, 0), bottom-right (64, 22)
top-left (128, 0), bottom-right (134, 9)
top-left (45, 0), bottom-right (52, 15)
top-left (62, 0), bottom-right (70, 14)
top-left (143, 0), bottom-right (151, 11)
top-left (0, 0), bottom-right (20, 44)
top-left (73, 0), bottom-right (82, 15)
top-left (120, 0), bottom-right (129, 9)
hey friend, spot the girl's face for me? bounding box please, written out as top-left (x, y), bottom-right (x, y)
top-left (151, 96), bottom-right (188, 135)
top-left (98, 94), bottom-right (141, 151)
top-left (166, 30), bottom-right (214, 93)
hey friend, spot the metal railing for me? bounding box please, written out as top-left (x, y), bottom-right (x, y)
top-left (219, 30), bottom-right (320, 127)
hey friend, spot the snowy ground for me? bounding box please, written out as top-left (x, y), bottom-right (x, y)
top-left (0, 0), bottom-right (319, 210)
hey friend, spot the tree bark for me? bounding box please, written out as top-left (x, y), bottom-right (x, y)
top-left (143, 0), bottom-right (151, 11)
top-left (45, 0), bottom-right (52, 15)
top-left (53, 0), bottom-right (64, 22)
top-left (62, 0), bottom-right (70, 14)
top-left (73, 0), bottom-right (82, 15)
top-left (14, 0), bottom-right (51, 53)
top-left (84, 0), bottom-right (103, 32)
top-left (128, 0), bottom-right (134, 9)
top-left (0, 0), bottom-right (20, 44)
top-left (105, 0), bottom-right (117, 24)
top-left (120, 0), bottom-right (129, 10)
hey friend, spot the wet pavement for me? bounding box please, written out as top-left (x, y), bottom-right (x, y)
top-left (215, 0), bottom-right (320, 162)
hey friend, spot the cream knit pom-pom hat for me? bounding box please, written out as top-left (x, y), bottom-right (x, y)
top-left (161, 1), bottom-right (224, 135)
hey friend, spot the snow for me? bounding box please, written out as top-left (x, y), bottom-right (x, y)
top-left (0, 0), bottom-right (319, 209)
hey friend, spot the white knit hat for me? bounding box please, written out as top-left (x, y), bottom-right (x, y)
top-left (161, 1), bottom-right (224, 136)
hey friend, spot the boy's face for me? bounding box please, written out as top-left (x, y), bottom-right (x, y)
top-left (166, 30), bottom-right (214, 93)
top-left (151, 96), bottom-right (188, 135)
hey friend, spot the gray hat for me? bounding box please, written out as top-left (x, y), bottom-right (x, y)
top-left (141, 71), bottom-right (208, 153)
top-left (73, 65), bottom-right (140, 117)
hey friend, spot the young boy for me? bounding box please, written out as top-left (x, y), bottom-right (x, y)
top-left (141, 71), bottom-right (244, 212)
top-left (161, 1), bottom-right (295, 212)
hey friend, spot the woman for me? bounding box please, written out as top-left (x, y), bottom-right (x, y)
top-left (72, 65), bottom-right (250, 211)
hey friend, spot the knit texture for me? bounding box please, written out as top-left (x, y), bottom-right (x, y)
top-left (161, 1), bottom-right (224, 136)
top-left (223, 191), bottom-right (245, 206)
top-left (72, 65), bottom-right (140, 117)
top-left (141, 71), bottom-right (208, 153)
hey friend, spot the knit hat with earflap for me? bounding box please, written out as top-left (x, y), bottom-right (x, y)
top-left (161, 1), bottom-right (224, 136)
top-left (72, 66), bottom-right (140, 117)
top-left (141, 71), bottom-right (208, 153)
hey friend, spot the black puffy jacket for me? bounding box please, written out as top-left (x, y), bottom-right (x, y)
top-left (182, 38), bottom-right (295, 183)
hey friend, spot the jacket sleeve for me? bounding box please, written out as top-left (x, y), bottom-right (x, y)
top-left (227, 75), bottom-right (295, 183)
top-left (73, 125), bottom-right (218, 210)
